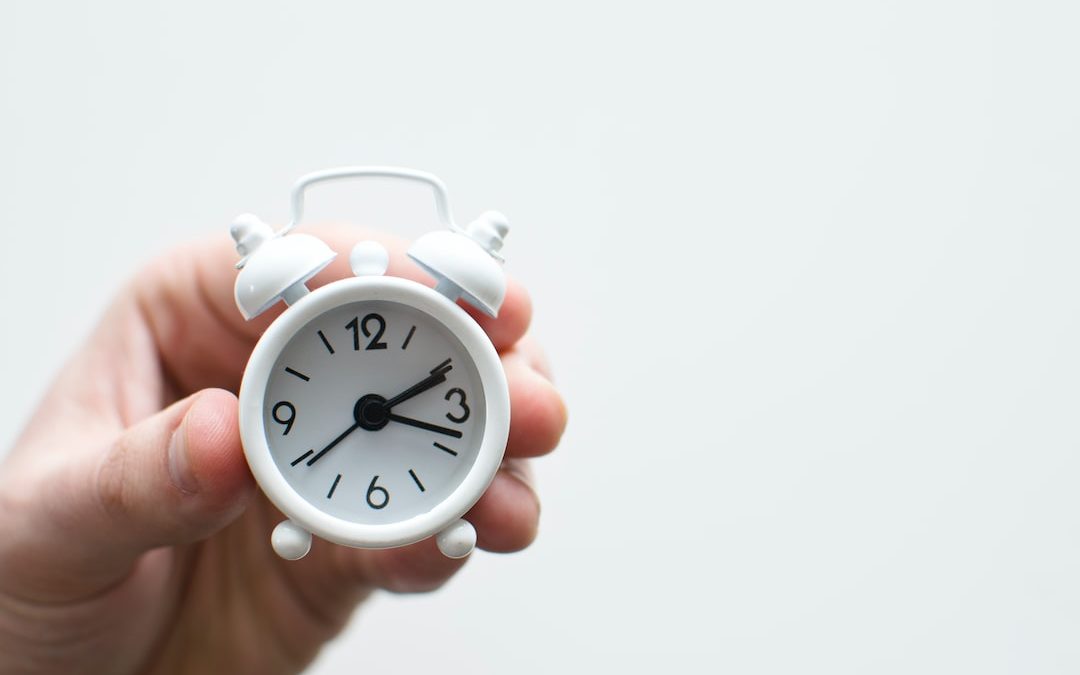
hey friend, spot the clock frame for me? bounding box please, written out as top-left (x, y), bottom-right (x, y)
top-left (239, 276), bottom-right (510, 553)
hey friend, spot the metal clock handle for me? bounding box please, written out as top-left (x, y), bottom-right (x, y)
top-left (281, 166), bottom-right (463, 237)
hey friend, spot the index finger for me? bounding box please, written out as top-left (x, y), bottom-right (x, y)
top-left (134, 224), bottom-right (532, 396)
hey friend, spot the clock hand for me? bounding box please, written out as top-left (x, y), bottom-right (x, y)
top-left (380, 358), bottom-right (453, 410)
top-left (306, 421), bottom-right (361, 466)
top-left (385, 412), bottom-right (463, 438)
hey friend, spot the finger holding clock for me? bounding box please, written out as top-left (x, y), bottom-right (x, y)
top-left (0, 389), bottom-right (255, 600)
top-left (510, 334), bottom-right (556, 381)
top-left (502, 345), bottom-right (568, 458)
top-left (467, 459), bottom-right (541, 553)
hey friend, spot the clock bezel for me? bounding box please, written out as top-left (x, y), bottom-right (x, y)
top-left (238, 275), bottom-right (510, 549)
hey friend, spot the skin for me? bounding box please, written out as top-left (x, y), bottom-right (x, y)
top-left (0, 225), bottom-right (567, 674)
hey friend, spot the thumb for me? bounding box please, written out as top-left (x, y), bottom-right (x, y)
top-left (14, 389), bottom-right (255, 599)
top-left (94, 388), bottom-right (255, 550)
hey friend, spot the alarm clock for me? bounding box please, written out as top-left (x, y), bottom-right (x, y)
top-left (228, 167), bottom-right (511, 561)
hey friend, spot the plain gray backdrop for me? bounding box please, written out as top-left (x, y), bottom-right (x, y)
top-left (3, 1), bottom-right (1080, 673)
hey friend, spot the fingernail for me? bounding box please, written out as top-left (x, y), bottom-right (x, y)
top-left (168, 419), bottom-right (198, 494)
top-left (504, 462), bottom-right (540, 515)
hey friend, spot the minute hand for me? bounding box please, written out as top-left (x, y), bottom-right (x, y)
top-left (386, 413), bottom-right (463, 438)
top-left (381, 358), bottom-right (453, 410)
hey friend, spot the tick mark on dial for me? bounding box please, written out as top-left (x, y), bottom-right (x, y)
top-left (401, 325), bottom-right (416, 350)
top-left (433, 442), bottom-right (458, 457)
top-left (408, 469), bottom-right (426, 492)
top-left (291, 449), bottom-right (314, 466)
top-left (327, 474), bottom-right (342, 499)
top-left (317, 330), bottom-right (335, 355)
top-left (284, 367), bottom-right (310, 382)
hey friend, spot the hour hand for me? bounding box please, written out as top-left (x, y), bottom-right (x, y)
top-left (381, 358), bottom-right (453, 410)
top-left (385, 412), bottom-right (463, 438)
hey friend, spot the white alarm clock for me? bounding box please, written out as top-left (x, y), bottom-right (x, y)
top-left (228, 167), bottom-right (511, 561)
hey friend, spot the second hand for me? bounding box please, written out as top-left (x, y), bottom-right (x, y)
top-left (306, 421), bottom-right (361, 466)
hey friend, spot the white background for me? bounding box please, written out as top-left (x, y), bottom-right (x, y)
top-left (3, 1), bottom-right (1080, 673)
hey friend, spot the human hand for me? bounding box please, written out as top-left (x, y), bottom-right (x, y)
top-left (0, 225), bottom-right (567, 674)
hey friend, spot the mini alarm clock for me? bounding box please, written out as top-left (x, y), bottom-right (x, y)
top-left (228, 167), bottom-right (511, 561)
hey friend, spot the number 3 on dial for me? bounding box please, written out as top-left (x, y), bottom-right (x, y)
top-left (445, 388), bottom-right (470, 423)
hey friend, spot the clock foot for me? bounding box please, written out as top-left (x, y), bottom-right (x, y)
top-left (272, 519), bottom-right (312, 560)
top-left (435, 519), bottom-right (476, 559)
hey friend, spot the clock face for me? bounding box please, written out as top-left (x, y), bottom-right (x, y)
top-left (262, 299), bottom-right (487, 525)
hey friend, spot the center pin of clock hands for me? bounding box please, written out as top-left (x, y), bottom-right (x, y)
top-left (305, 358), bottom-right (462, 466)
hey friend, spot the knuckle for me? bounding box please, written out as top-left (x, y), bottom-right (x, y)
top-left (95, 436), bottom-right (135, 522)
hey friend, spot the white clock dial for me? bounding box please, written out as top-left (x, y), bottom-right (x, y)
top-left (262, 299), bottom-right (487, 525)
